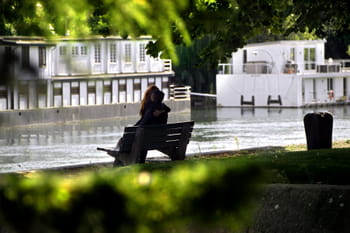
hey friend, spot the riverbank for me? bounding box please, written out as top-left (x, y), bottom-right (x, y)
top-left (27, 139), bottom-right (350, 175)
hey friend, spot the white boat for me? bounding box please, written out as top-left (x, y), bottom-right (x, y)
top-left (0, 36), bottom-right (190, 126)
top-left (216, 40), bottom-right (350, 107)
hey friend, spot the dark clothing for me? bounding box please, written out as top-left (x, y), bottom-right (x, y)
top-left (135, 102), bottom-right (171, 126)
top-left (134, 101), bottom-right (171, 163)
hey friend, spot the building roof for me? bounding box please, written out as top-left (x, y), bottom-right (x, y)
top-left (0, 36), bottom-right (56, 46)
top-left (0, 35), bottom-right (153, 46)
top-left (244, 39), bottom-right (327, 48)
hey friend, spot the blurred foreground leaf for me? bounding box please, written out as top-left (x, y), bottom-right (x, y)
top-left (0, 161), bottom-right (264, 233)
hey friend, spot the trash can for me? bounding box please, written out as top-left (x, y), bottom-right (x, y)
top-left (303, 112), bottom-right (333, 150)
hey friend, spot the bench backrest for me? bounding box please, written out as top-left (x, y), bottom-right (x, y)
top-left (119, 121), bottom-right (195, 152)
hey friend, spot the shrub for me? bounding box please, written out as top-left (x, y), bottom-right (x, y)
top-left (0, 161), bottom-right (264, 233)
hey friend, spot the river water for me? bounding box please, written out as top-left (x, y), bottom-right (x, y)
top-left (1, 106), bottom-right (349, 173)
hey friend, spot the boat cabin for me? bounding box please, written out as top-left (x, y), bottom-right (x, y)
top-left (0, 36), bottom-right (173, 111)
top-left (217, 40), bottom-right (350, 107)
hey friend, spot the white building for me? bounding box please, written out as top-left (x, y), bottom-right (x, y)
top-left (0, 36), bottom-right (190, 126)
top-left (216, 40), bottom-right (350, 107)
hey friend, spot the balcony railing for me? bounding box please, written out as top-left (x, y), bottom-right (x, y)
top-left (217, 59), bottom-right (350, 75)
top-left (217, 63), bottom-right (232, 74)
top-left (169, 85), bottom-right (191, 100)
top-left (163, 59), bottom-right (172, 72)
top-left (243, 62), bottom-right (272, 74)
top-left (334, 59), bottom-right (350, 72)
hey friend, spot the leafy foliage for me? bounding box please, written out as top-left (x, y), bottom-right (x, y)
top-left (173, 36), bottom-right (217, 93)
top-left (0, 161), bottom-right (263, 233)
top-left (1, 0), bottom-right (350, 63)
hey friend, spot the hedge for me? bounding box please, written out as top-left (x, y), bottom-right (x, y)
top-left (0, 160), bottom-right (264, 233)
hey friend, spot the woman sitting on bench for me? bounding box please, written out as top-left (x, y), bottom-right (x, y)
top-left (134, 85), bottom-right (171, 163)
top-left (111, 85), bottom-right (171, 164)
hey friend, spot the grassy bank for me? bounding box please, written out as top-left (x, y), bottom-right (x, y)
top-left (25, 139), bottom-right (350, 185)
top-left (136, 140), bottom-right (350, 185)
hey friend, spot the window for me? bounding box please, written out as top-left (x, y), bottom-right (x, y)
top-left (110, 44), bottom-right (117, 63)
top-left (243, 49), bottom-right (247, 63)
top-left (312, 79), bottom-right (316, 100)
top-left (72, 46), bottom-right (79, 56)
top-left (125, 44), bottom-right (131, 63)
top-left (344, 78), bottom-right (347, 97)
top-left (94, 44), bottom-right (101, 63)
top-left (59, 46), bottom-right (67, 56)
top-left (22, 46), bottom-right (29, 68)
top-left (80, 46), bottom-right (87, 55)
top-left (139, 43), bottom-right (146, 62)
top-left (39, 47), bottom-right (46, 67)
top-left (327, 78), bottom-right (333, 91)
top-left (290, 48), bottom-right (295, 61)
top-left (304, 48), bottom-right (316, 70)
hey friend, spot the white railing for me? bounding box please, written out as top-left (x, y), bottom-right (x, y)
top-left (334, 59), bottom-right (350, 72)
top-left (163, 59), bottom-right (172, 72)
top-left (218, 59), bottom-right (350, 76)
top-left (169, 85), bottom-right (191, 100)
top-left (243, 62), bottom-right (272, 74)
top-left (190, 92), bottom-right (216, 98)
top-left (217, 63), bottom-right (233, 74)
top-left (217, 62), bottom-right (273, 75)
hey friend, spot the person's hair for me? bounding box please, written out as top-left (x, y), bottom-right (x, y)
top-left (139, 85), bottom-right (159, 116)
top-left (152, 89), bottom-right (165, 103)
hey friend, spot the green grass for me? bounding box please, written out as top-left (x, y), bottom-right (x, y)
top-left (135, 147), bottom-right (350, 185)
top-left (27, 145), bottom-right (350, 185)
top-left (16, 145), bottom-right (350, 186)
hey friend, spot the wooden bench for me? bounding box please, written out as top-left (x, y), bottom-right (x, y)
top-left (97, 121), bottom-right (195, 166)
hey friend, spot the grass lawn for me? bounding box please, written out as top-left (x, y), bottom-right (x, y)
top-left (32, 139), bottom-right (350, 185)
top-left (137, 140), bottom-right (350, 185)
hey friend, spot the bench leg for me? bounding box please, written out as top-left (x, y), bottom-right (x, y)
top-left (159, 147), bottom-right (185, 161)
top-left (173, 148), bottom-right (186, 160)
top-left (113, 158), bottom-right (124, 167)
top-left (116, 152), bottom-right (140, 166)
top-left (138, 150), bottom-right (148, 163)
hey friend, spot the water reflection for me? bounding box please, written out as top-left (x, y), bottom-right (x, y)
top-left (1, 106), bottom-right (350, 173)
top-left (190, 106), bottom-right (350, 153)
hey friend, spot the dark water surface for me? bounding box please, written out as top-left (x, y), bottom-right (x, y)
top-left (1, 106), bottom-right (349, 173)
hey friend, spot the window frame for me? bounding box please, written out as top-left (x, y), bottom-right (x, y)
top-left (124, 43), bottom-right (132, 63)
top-left (139, 43), bottom-right (146, 62)
top-left (80, 46), bottom-right (87, 56)
top-left (72, 46), bottom-right (79, 56)
top-left (110, 43), bottom-right (117, 63)
top-left (304, 47), bottom-right (316, 70)
top-left (94, 44), bottom-right (101, 64)
top-left (290, 48), bottom-right (295, 61)
top-left (22, 46), bottom-right (30, 68)
top-left (327, 78), bottom-right (333, 91)
top-left (59, 46), bottom-right (67, 56)
top-left (39, 47), bottom-right (46, 68)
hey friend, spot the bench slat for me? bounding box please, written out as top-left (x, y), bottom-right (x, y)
top-left (145, 142), bottom-right (179, 150)
top-left (143, 133), bottom-right (191, 144)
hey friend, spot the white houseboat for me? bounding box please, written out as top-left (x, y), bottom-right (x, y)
top-left (216, 40), bottom-right (350, 107)
top-left (0, 36), bottom-right (190, 126)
